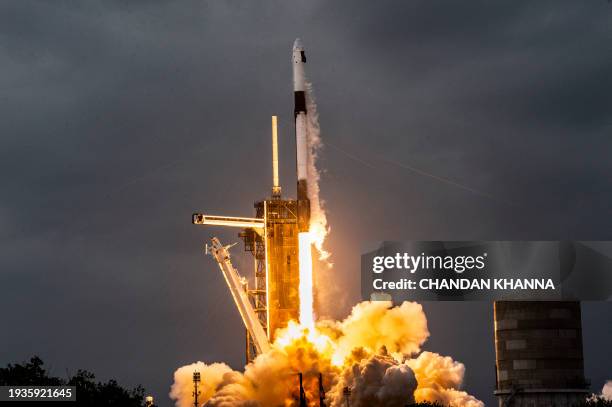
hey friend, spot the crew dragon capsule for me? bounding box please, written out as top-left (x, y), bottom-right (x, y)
top-left (293, 38), bottom-right (310, 232)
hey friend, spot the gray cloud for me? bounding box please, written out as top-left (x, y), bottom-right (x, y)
top-left (1, 1), bottom-right (611, 405)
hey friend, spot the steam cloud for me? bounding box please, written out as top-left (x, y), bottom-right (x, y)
top-left (304, 82), bottom-right (330, 262)
top-left (170, 301), bottom-right (484, 407)
top-left (604, 381), bottom-right (612, 400)
top-left (589, 380), bottom-right (612, 402)
top-left (304, 80), bottom-right (344, 320)
top-left (601, 380), bottom-right (612, 401)
top-left (327, 354), bottom-right (417, 407)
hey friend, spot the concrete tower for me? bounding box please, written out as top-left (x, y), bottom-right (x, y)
top-left (494, 301), bottom-right (589, 407)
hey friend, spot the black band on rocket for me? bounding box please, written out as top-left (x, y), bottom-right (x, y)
top-left (294, 91), bottom-right (307, 116)
top-left (297, 179), bottom-right (308, 201)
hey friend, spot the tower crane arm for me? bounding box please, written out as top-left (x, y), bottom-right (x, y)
top-left (207, 237), bottom-right (271, 355)
top-left (193, 214), bottom-right (264, 230)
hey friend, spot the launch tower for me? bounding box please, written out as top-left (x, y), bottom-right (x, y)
top-left (193, 40), bottom-right (313, 363)
top-left (193, 116), bottom-right (300, 362)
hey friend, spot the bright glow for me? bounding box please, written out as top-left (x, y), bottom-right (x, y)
top-left (271, 115), bottom-right (279, 189)
top-left (171, 301), bottom-right (485, 407)
top-left (309, 220), bottom-right (331, 262)
top-left (274, 320), bottom-right (335, 358)
top-left (298, 231), bottom-right (314, 330)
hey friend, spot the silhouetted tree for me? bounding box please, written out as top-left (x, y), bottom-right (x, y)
top-left (0, 356), bottom-right (62, 386)
top-left (0, 356), bottom-right (145, 406)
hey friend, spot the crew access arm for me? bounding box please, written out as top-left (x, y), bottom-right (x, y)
top-left (207, 237), bottom-right (271, 354)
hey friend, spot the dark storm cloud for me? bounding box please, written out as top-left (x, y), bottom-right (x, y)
top-left (311, 0), bottom-right (612, 239)
top-left (1, 1), bottom-right (611, 406)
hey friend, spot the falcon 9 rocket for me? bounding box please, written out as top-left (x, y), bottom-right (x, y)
top-left (293, 38), bottom-right (311, 233)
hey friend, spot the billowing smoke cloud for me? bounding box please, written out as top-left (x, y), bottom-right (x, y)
top-left (304, 79), bottom-right (346, 320)
top-left (327, 353), bottom-right (417, 407)
top-left (170, 301), bottom-right (484, 407)
top-left (406, 352), bottom-right (483, 407)
top-left (304, 81), bottom-right (330, 262)
top-left (604, 381), bottom-right (612, 401)
top-left (326, 301), bottom-right (429, 364)
top-left (589, 380), bottom-right (612, 402)
top-left (170, 362), bottom-right (234, 407)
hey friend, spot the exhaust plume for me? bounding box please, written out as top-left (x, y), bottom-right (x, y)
top-left (170, 301), bottom-right (483, 407)
top-left (304, 80), bottom-right (345, 320)
top-left (305, 82), bottom-right (330, 262)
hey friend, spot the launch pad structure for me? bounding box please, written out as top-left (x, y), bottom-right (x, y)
top-left (245, 197), bottom-right (300, 340)
top-left (193, 40), bottom-right (313, 362)
top-left (193, 116), bottom-right (301, 362)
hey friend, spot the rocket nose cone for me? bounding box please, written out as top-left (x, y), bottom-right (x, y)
top-left (293, 38), bottom-right (304, 51)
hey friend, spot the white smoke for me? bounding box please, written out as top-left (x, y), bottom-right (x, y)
top-left (327, 353), bottom-right (417, 407)
top-left (304, 81), bottom-right (331, 262)
top-left (604, 381), bottom-right (612, 401)
top-left (589, 380), bottom-right (612, 402)
top-left (406, 352), bottom-right (483, 407)
top-left (170, 301), bottom-right (484, 407)
top-left (169, 362), bottom-right (234, 407)
top-left (304, 79), bottom-right (342, 318)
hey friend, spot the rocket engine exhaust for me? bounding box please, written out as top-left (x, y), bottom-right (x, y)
top-left (298, 231), bottom-right (314, 330)
top-left (170, 301), bottom-right (484, 407)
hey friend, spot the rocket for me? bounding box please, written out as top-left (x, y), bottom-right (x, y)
top-left (293, 38), bottom-right (310, 232)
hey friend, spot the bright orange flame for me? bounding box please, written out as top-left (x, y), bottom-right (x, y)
top-left (298, 231), bottom-right (314, 330)
top-left (171, 301), bottom-right (485, 407)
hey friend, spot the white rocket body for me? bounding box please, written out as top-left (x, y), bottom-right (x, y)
top-left (293, 39), bottom-right (308, 183)
top-left (292, 38), bottom-right (310, 232)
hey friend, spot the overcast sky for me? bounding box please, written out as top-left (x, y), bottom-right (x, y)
top-left (1, 1), bottom-right (611, 405)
